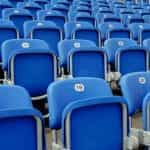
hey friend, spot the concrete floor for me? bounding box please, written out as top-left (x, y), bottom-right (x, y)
top-left (45, 112), bottom-right (142, 150)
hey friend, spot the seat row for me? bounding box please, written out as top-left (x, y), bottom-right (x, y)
top-left (3, 72), bottom-right (150, 150)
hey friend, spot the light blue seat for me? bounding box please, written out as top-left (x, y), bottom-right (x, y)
top-left (128, 23), bottom-right (150, 42)
top-left (48, 77), bottom-right (113, 129)
top-left (98, 22), bottom-right (125, 44)
top-left (17, 2), bottom-right (41, 19)
top-left (47, 77), bottom-right (129, 150)
top-left (2, 8), bottom-right (33, 38)
top-left (58, 39), bottom-right (96, 71)
top-left (140, 27), bottom-right (150, 45)
top-left (62, 96), bottom-right (128, 150)
top-left (33, 0), bottom-right (49, 9)
top-left (2, 39), bottom-right (57, 99)
top-left (0, 1), bottom-right (12, 18)
top-left (104, 38), bottom-right (137, 70)
top-left (37, 10), bottom-right (66, 31)
top-left (68, 47), bottom-right (107, 79)
top-left (120, 72), bottom-right (150, 116)
top-left (0, 20), bottom-right (18, 63)
top-left (0, 84), bottom-right (45, 150)
top-left (24, 20), bottom-right (62, 56)
top-left (116, 46), bottom-right (149, 76)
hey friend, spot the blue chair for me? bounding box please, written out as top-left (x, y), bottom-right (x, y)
top-left (140, 27), bottom-right (150, 45)
top-left (51, 4), bottom-right (69, 16)
top-left (24, 20), bottom-right (62, 56)
top-left (98, 22), bottom-right (125, 44)
top-left (48, 77), bottom-right (113, 130)
top-left (104, 38), bottom-right (137, 70)
top-left (116, 46), bottom-right (149, 76)
top-left (17, 2), bottom-right (42, 19)
top-left (37, 10), bottom-right (66, 31)
top-left (120, 72), bottom-right (150, 116)
top-left (2, 8), bottom-right (33, 38)
top-left (108, 28), bottom-right (131, 39)
top-left (47, 77), bottom-right (132, 150)
top-left (64, 21), bottom-right (94, 38)
top-left (128, 16), bottom-right (144, 25)
top-left (58, 39), bottom-right (96, 72)
top-left (101, 15), bottom-right (121, 23)
top-left (0, 84), bottom-right (45, 150)
top-left (75, 14), bottom-right (96, 26)
top-left (8, 0), bottom-right (24, 6)
top-left (0, 1), bottom-right (12, 18)
top-left (0, 20), bottom-right (18, 64)
top-left (68, 47), bottom-right (108, 79)
top-left (128, 23), bottom-right (150, 43)
top-left (62, 97), bottom-right (128, 150)
top-left (33, 0), bottom-right (49, 9)
top-left (143, 15), bottom-right (150, 23)
top-left (2, 39), bottom-right (57, 100)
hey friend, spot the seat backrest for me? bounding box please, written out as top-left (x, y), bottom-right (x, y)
top-left (58, 39), bottom-right (96, 68)
top-left (68, 47), bottom-right (107, 79)
top-left (128, 23), bottom-right (150, 42)
top-left (0, 1), bottom-right (12, 17)
top-left (140, 28), bottom-right (150, 45)
top-left (116, 46), bottom-right (149, 75)
top-left (120, 72), bottom-right (150, 115)
top-left (73, 27), bottom-right (100, 47)
top-left (48, 77), bottom-right (113, 129)
top-left (37, 10), bottom-right (66, 30)
top-left (64, 21), bottom-right (94, 39)
top-left (98, 22), bottom-right (124, 43)
top-left (104, 38), bottom-right (137, 65)
top-left (108, 28), bottom-right (131, 39)
top-left (2, 39), bottom-right (57, 98)
top-left (0, 84), bottom-right (45, 150)
top-left (62, 96), bottom-right (128, 150)
top-left (17, 2), bottom-right (42, 19)
top-left (0, 20), bottom-right (18, 62)
top-left (24, 20), bottom-right (60, 55)
top-left (2, 8), bottom-right (33, 38)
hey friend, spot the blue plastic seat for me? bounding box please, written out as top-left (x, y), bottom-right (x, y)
top-left (129, 23), bottom-right (150, 42)
top-left (17, 2), bottom-right (42, 19)
top-left (51, 4), bottom-right (69, 16)
top-left (75, 14), bottom-right (96, 26)
top-left (128, 16), bottom-right (144, 24)
top-left (37, 10), bottom-right (66, 31)
top-left (104, 38), bottom-right (137, 70)
top-left (2, 39), bottom-right (57, 99)
top-left (8, 0), bottom-right (24, 6)
top-left (58, 39), bottom-right (96, 71)
top-left (116, 46), bottom-right (149, 75)
top-left (120, 72), bottom-right (150, 116)
top-left (33, 0), bottom-right (49, 9)
top-left (24, 20), bottom-right (62, 56)
top-left (64, 21), bottom-right (94, 38)
top-left (98, 22), bottom-right (125, 44)
top-left (108, 28), bottom-right (131, 39)
top-left (62, 96), bottom-right (128, 150)
top-left (0, 1), bottom-right (12, 18)
top-left (0, 20), bottom-right (18, 63)
top-left (2, 8), bottom-right (33, 38)
top-left (0, 84), bottom-right (45, 150)
top-left (140, 27), bottom-right (150, 45)
top-left (47, 77), bottom-right (129, 150)
top-left (101, 15), bottom-right (121, 23)
top-left (48, 77), bottom-right (113, 129)
top-left (68, 47), bottom-right (108, 79)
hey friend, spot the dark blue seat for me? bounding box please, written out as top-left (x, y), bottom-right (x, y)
top-left (2, 39), bottom-right (57, 100)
